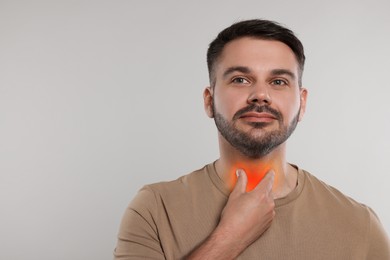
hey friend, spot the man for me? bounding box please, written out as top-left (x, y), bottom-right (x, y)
top-left (114, 19), bottom-right (390, 259)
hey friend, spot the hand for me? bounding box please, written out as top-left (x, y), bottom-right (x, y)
top-left (187, 169), bottom-right (275, 260)
top-left (216, 169), bottom-right (275, 250)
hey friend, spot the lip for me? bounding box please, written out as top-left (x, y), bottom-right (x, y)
top-left (240, 112), bottom-right (277, 122)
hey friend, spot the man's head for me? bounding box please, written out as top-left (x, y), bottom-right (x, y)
top-left (207, 19), bottom-right (305, 88)
top-left (204, 19), bottom-right (307, 159)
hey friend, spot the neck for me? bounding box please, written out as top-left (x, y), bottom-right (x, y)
top-left (215, 135), bottom-right (297, 198)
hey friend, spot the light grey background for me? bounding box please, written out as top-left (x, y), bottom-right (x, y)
top-left (1, 0), bottom-right (389, 259)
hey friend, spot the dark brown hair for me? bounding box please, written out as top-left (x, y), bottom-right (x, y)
top-left (207, 19), bottom-right (305, 87)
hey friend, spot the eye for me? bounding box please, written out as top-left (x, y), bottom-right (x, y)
top-left (271, 79), bottom-right (287, 86)
top-left (232, 77), bottom-right (250, 84)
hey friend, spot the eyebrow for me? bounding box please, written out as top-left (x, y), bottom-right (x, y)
top-left (222, 66), bottom-right (251, 79)
top-left (270, 69), bottom-right (296, 80)
top-left (222, 66), bottom-right (296, 80)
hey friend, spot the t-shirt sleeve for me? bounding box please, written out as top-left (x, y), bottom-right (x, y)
top-left (113, 186), bottom-right (165, 260)
top-left (365, 207), bottom-right (390, 259)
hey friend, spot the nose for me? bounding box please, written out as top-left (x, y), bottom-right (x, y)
top-left (247, 84), bottom-right (272, 105)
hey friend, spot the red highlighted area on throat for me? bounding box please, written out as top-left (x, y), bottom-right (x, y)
top-left (229, 162), bottom-right (272, 192)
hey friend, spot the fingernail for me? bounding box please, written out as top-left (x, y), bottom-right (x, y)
top-left (236, 169), bottom-right (241, 178)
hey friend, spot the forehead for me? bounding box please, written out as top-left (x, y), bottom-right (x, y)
top-left (215, 37), bottom-right (299, 77)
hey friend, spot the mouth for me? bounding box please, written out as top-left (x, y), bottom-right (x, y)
top-left (239, 112), bottom-right (277, 123)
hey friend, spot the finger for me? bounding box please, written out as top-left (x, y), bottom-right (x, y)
top-left (232, 169), bottom-right (248, 194)
top-left (254, 170), bottom-right (275, 193)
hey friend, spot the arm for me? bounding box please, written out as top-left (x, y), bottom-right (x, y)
top-left (366, 207), bottom-right (390, 259)
top-left (113, 187), bottom-right (165, 260)
top-left (187, 169), bottom-right (275, 259)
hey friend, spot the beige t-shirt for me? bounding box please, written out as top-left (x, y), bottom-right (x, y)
top-left (114, 163), bottom-right (390, 259)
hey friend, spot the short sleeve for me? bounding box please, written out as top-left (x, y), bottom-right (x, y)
top-left (113, 186), bottom-right (165, 260)
top-left (365, 207), bottom-right (390, 259)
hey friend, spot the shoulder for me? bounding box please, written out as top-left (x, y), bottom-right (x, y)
top-left (298, 169), bottom-right (377, 229)
top-left (301, 169), bottom-right (386, 229)
top-left (301, 169), bottom-right (368, 210)
top-left (129, 164), bottom-right (213, 210)
top-left (295, 168), bottom-right (390, 256)
top-left (366, 206), bottom-right (390, 258)
top-left (147, 164), bottom-right (211, 195)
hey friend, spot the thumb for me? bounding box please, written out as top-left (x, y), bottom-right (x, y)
top-left (232, 169), bottom-right (248, 194)
top-left (254, 170), bottom-right (275, 193)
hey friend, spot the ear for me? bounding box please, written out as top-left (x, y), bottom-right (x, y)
top-left (298, 88), bottom-right (308, 122)
top-left (203, 86), bottom-right (214, 118)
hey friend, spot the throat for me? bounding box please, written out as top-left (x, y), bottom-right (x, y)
top-left (234, 162), bottom-right (272, 192)
top-left (215, 159), bottom-right (298, 197)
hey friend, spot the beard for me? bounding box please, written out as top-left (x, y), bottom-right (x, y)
top-left (213, 102), bottom-right (300, 159)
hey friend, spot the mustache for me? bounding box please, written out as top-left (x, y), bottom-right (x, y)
top-left (233, 104), bottom-right (282, 121)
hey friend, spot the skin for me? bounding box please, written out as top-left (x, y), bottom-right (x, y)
top-left (187, 37), bottom-right (308, 259)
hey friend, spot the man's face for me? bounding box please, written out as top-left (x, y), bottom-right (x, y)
top-left (204, 37), bottom-right (307, 158)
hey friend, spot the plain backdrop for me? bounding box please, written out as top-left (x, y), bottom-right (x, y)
top-left (1, 0), bottom-right (389, 259)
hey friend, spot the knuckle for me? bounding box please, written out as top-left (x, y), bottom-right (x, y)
top-left (267, 203), bottom-right (274, 213)
top-left (258, 193), bottom-right (267, 201)
top-left (264, 201), bottom-right (275, 213)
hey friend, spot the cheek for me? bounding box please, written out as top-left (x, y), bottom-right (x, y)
top-left (213, 92), bottom-right (243, 117)
top-left (279, 95), bottom-right (301, 120)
